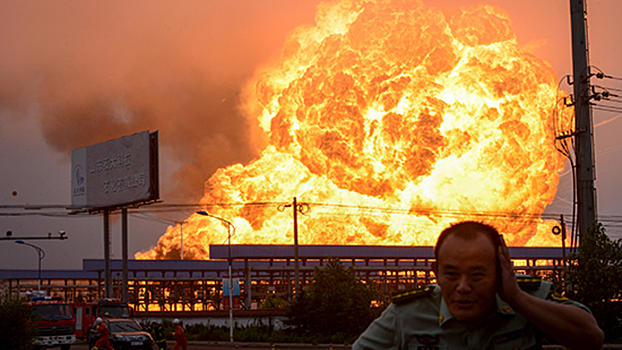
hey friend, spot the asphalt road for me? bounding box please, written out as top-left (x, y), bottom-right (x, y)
top-left (68, 340), bottom-right (622, 350)
top-left (69, 340), bottom-right (346, 350)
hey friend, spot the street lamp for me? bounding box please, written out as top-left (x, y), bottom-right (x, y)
top-left (196, 210), bottom-right (236, 343)
top-left (15, 240), bottom-right (45, 292)
top-left (175, 221), bottom-right (188, 260)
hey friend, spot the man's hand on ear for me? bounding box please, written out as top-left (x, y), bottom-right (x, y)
top-left (497, 234), bottom-right (522, 304)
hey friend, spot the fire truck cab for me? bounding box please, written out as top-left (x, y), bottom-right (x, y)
top-left (71, 298), bottom-right (131, 339)
top-left (28, 296), bottom-right (76, 350)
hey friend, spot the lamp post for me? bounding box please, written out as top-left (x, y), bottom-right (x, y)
top-left (15, 240), bottom-right (45, 292)
top-left (196, 211), bottom-right (235, 343)
top-left (175, 221), bottom-right (187, 260)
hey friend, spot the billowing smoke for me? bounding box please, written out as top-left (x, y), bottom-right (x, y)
top-left (0, 0), bottom-right (319, 202)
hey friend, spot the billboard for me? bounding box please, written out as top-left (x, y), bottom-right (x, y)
top-left (71, 131), bottom-right (159, 210)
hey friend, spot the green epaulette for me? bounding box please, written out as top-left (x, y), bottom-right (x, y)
top-left (516, 274), bottom-right (542, 291)
top-left (392, 285), bottom-right (435, 304)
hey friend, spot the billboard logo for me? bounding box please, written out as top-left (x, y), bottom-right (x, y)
top-left (73, 164), bottom-right (86, 197)
top-left (75, 165), bottom-right (85, 186)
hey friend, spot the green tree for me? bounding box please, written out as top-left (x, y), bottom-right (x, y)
top-left (260, 293), bottom-right (289, 310)
top-left (287, 258), bottom-right (386, 341)
top-left (566, 223), bottom-right (622, 342)
top-left (0, 295), bottom-right (38, 350)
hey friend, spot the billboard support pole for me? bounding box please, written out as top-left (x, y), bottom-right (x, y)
top-left (104, 209), bottom-right (112, 298)
top-left (122, 208), bottom-right (129, 303)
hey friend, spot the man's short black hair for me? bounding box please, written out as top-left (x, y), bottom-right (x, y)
top-left (434, 221), bottom-right (501, 261)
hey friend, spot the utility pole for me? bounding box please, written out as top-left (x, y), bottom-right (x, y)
top-left (293, 197), bottom-right (300, 296)
top-left (570, 0), bottom-right (597, 243)
top-left (283, 198), bottom-right (302, 296)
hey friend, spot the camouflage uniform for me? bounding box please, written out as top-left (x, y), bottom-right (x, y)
top-left (353, 278), bottom-right (590, 350)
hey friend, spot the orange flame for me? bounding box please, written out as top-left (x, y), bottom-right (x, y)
top-left (136, 0), bottom-right (573, 260)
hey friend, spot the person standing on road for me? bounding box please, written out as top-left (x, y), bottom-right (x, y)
top-left (92, 317), bottom-right (114, 350)
top-left (172, 319), bottom-right (188, 350)
top-left (150, 321), bottom-right (167, 350)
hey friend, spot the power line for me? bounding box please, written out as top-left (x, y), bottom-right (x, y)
top-left (0, 200), bottom-right (579, 222)
top-left (589, 66), bottom-right (622, 81)
top-left (593, 85), bottom-right (622, 93)
top-left (597, 99), bottom-right (622, 105)
top-left (593, 106), bottom-right (622, 114)
top-left (5, 202), bottom-right (622, 246)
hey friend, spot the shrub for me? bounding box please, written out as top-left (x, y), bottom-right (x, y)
top-left (567, 223), bottom-right (622, 343)
top-left (287, 258), bottom-right (386, 341)
top-left (0, 295), bottom-right (38, 350)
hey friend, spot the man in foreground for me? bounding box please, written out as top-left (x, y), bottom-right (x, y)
top-left (353, 221), bottom-right (604, 350)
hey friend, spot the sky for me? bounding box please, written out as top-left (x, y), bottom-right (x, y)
top-left (1, 0), bottom-right (621, 271)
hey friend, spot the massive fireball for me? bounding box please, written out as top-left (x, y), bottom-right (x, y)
top-left (137, 0), bottom-right (573, 260)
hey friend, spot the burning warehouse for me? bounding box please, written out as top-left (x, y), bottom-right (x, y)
top-left (1, 244), bottom-right (569, 312)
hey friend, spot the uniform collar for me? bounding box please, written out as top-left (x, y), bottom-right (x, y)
top-left (495, 295), bottom-right (516, 316)
top-left (438, 294), bottom-right (454, 326)
top-left (438, 293), bottom-right (516, 326)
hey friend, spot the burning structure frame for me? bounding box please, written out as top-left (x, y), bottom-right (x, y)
top-left (1, 244), bottom-right (570, 316)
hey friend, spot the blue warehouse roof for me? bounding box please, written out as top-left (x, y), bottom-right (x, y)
top-left (209, 244), bottom-right (572, 260)
top-left (212, 244), bottom-right (436, 259)
top-left (0, 269), bottom-right (98, 280)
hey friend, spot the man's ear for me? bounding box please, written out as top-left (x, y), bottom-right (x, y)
top-left (431, 261), bottom-right (438, 278)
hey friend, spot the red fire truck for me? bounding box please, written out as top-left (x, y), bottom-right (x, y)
top-left (28, 296), bottom-right (76, 349)
top-left (71, 298), bottom-right (131, 338)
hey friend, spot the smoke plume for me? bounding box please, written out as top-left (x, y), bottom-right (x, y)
top-left (0, 0), bottom-right (319, 202)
